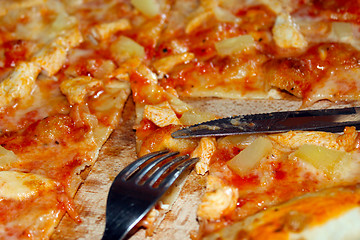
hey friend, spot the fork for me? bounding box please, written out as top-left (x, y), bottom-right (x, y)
top-left (102, 150), bottom-right (199, 240)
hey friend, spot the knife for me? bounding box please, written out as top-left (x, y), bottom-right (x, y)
top-left (171, 107), bottom-right (360, 138)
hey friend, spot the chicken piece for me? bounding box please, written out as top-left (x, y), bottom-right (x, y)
top-left (144, 102), bottom-right (181, 127)
top-left (60, 76), bottom-right (103, 105)
top-left (152, 53), bottom-right (194, 75)
top-left (191, 137), bottom-right (217, 175)
top-left (91, 19), bottom-right (131, 41)
top-left (32, 28), bottom-right (83, 76)
top-left (0, 61), bottom-right (41, 108)
top-left (272, 13), bottom-right (307, 49)
top-left (197, 175), bottom-right (239, 220)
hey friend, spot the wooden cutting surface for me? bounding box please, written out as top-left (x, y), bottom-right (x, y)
top-left (51, 97), bottom-right (356, 240)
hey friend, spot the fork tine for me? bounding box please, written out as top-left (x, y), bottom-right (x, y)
top-left (120, 150), bottom-right (169, 180)
top-left (132, 151), bottom-right (179, 184)
top-left (103, 151), bottom-right (198, 240)
top-left (145, 154), bottom-right (196, 187)
top-left (157, 157), bottom-right (199, 191)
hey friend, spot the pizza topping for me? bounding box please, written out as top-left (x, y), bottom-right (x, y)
top-left (272, 12), bottom-right (308, 49)
top-left (152, 52), bottom-right (195, 75)
top-left (0, 146), bottom-right (20, 170)
top-left (144, 101), bottom-right (181, 127)
top-left (264, 42), bottom-right (360, 104)
top-left (215, 35), bottom-right (256, 56)
top-left (197, 128), bottom-right (360, 237)
top-left (60, 76), bottom-right (103, 105)
top-left (197, 175), bottom-right (239, 220)
top-left (131, 0), bottom-right (160, 18)
top-left (0, 171), bottom-right (56, 201)
top-left (130, 70), bottom-right (167, 104)
top-left (139, 125), bottom-right (198, 156)
top-left (268, 131), bottom-right (341, 150)
top-left (304, 67), bottom-right (360, 104)
top-left (31, 28), bottom-right (83, 77)
top-left (32, 44), bottom-right (67, 76)
top-left (164, 90), bottom-right (191, 115)
top-left (213, 6), bottom-right (240, 23)
top-left (185, 10), bottom-right (213, 34)
top-left (91, 19), bottom-right (131, 41)
top-left (0, 61), bottom-right (41, 108)
top-left (3, 40), bottom-right (34, 68)
top-left (336, 126), bottom-right (359, 151)
top-left (57, 191), bottom-right (81, 223)
top-left (191, 137), bottom-right (217, 175)
top-left (331, 22), bottom-right (357, 44)
top-left (227, 137), bottom-right (273, 176)
top-left (53, 28), bottom-right (84, 51)
top-left (290, 144), bottom-right (352, 178)
top-left (111, 36), bottom-right (145, 64)
top-left (179, 109), bottom-right (218, 125)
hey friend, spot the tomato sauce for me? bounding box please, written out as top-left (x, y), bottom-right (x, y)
top-left (3, 40), bottom-right (29, 67)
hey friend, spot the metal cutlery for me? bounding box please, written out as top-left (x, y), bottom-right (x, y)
top-left (172, 107), bottom-right (360, 138)
top-left (102, 150), bottom-right (198, 240)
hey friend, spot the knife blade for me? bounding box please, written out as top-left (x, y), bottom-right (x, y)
top-left (171, 107), bottom-right (360, 138)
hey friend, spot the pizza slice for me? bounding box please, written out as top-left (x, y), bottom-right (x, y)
top-left (0, 77), bottom-right (130, 238)
top-left (3, 0), bottom-right (360, 238)
top-left (0, 0), bottom-right (132, 238)
top-left (141, 0), bottom-right (360, 106)
top-left (125, 0), bottom-right (360, 237)
top-left (196, 128), bottom-right (360, 238)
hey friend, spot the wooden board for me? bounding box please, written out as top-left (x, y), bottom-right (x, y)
top-left (52, 98), bottom-right (357, 239)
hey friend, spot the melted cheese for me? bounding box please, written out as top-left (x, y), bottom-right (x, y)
top-left (268, 131), bottom-right (342, 150)
top-left (0, 171), bottom-right (57, 201)
top-left (0, 146), bottom-right (20, 170)
top-left (197, 176), bottom-right (239, 220)
top-left (1, 0), bottom-right (77, 45)
top-left (306, 68), bottom-right (360, 104)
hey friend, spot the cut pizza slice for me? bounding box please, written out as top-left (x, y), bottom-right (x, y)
top-left (0, 75), bottom-right (130, 239)
top-left (0, 169), bottom-right (74, 239)
top-left (0, 0), bottom-right (132, 238)
top-left (145, 0), bottom-right (360, 106)
top-left (196, 127), bottom-right (360, 238)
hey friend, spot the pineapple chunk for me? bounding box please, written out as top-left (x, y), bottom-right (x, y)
top-left (332, 22), bottom-right (354, 42)
top-left (131, 0), bottom-right (160, 18)
top-left (179, 109), bottom-right (217, 125)
top-left (218, 135), bottom-right (260, 149)
top-left (227, 137), bottom-right (273, 176)
top-left (215, 35), bottom-right (255, 56)
top-left (292, 144), bottom-right (351, 176)
top-left (110, 36), bottom-right (145, 62)
top-left (0, 146), bottom-right (20, 170)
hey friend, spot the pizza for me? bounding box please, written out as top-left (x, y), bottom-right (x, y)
top-left (1, 0), bottom-right (360, 239)
top-left (0, 0), bottom-right (132, 238)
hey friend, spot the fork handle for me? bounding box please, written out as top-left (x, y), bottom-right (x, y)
top-left (102, 195), bottom-right (153, 240)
